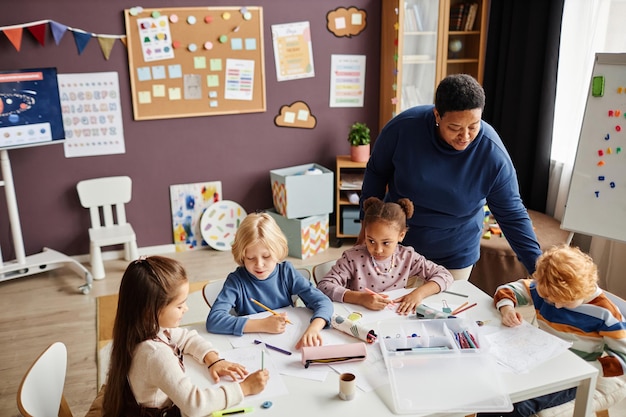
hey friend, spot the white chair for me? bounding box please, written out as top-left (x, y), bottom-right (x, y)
top-left (77, 176), bottom-right (139, 280)
top-left (17, 342), bottom-right (73, 417)
top-left (312, 260), bottom-right (336, 285)
top-left (202, 278), bottom-right (227, 308)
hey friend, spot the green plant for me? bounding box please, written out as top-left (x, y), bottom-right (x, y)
top-left (347, 122), bottom-right (371, 146)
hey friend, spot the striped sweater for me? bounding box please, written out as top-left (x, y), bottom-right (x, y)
top-left (494, 278), bottom-right (626, 377)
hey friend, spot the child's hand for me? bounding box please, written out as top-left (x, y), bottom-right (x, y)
top-left (499, 305), bottom-right (523, 327)
top-left (295, 318), bottom-right (325, 349)
top-left (208, 359), bottom-right (249, 382)
top-left (359, 291), bottom-right (393, 310)
top-left (261, 313), bottom-right (289, 334)
top-left (239, 369), bottom-right (269, 396)
top-left (394, 292), bottom-right (423, 315)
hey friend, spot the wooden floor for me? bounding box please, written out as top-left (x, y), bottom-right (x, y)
top-left (0, 244), bottom-right (347, 417)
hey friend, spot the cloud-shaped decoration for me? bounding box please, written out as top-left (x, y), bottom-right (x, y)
top-left (274, 101), bottom-right (317, 129)
top-left (326, 7), bottom-right (367, 38)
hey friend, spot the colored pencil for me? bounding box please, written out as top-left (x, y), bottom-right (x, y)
top-left (250, 298), bottom-right (293, 324)
top-left (450, 301), bottom-right (469, 315)
top-left (452, 302), bottom-right (477, 315)
top-left (443, 290), bottom-right (469, 298)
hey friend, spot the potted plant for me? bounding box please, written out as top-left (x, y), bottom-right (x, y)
top-left (347, 122), bottom-right (371, 162)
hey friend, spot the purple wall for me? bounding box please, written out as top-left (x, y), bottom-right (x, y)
top-left (0, 0), bottom-right (381, 257)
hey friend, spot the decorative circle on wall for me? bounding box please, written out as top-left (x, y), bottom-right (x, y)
top-left (200, 200), bottom-right (247, 251)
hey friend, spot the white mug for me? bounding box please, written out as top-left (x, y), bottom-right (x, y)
top-left (339, 372), bottom-right (356, 401)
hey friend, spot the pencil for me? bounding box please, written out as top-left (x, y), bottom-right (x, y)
top-left (443, 290), bottom-right (469, 298)
top-left (250, 298), bottom-right (293, 324)
top-left (452, 302), bottom-right (477, 315)
top-left (261, 349), bottom-right (264, 370)
top-left (451, 301), bottom-right (469, 315)
top-left (363, 288), bottom-right (395, 306)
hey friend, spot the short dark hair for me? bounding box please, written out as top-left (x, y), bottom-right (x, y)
top-left (435, 74), bottom-right (485, 116)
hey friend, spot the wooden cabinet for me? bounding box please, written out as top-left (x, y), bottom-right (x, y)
top-left (379, 0), bottom-right (490, 129)
top-left (335, 155), bottom-right (366, 239)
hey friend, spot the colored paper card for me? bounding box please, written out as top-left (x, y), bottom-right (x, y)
top-left (210, 59), bottom-right (222, 71)
top-left (138, 91), bottom-right (152, 103)
top-left (207, 75), bottom-right (219, 87)
top-left (194, 56), bottom-right (207, 69)
top-left (168, 87), bottom-right (181, 100)
top-left (152, 65), bottom-right (166, 80)
top-left (152, 84), bottom-right (166, 97)
top-left (168, 64), bottom-right (182, 78)
top-left (137, 67), bottom-right (152, 81)
top-left (283, 111), bottom-right (296, 124)
top-left (231, 38), bottom-right (243, 50)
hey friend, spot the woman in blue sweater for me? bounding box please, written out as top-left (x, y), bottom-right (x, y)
top-left (206, 212), bottom-right (333, 350)
top-left (360, 74), bottom-right (541, 280)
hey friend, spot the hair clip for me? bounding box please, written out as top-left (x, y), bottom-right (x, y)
top-left (134, 255), bottom-right (148, 264)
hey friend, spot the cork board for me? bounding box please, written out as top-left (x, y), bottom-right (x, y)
top-left (124, 6), bottom-right (266, 120)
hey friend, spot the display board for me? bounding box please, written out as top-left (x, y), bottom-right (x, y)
top-left (561, 53), bottom-right (626, 243)
top-left (124, 6), bottom-right (266, 120)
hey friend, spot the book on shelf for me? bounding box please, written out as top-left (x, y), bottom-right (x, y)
top-left (340, 173), bottom-right (363, 190)
top-left (449, 2), bottom-right (465, 31)
top-left (464, 2), bottom-right (479, 31)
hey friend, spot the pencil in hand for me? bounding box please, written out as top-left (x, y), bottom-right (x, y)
top-left (250, 297), bottom-right (293, 324)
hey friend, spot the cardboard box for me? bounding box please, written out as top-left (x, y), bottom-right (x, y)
top-left (266, 209), bottom-right (329, 259)
top-left (378, 318), bottom-right (511, 414)
top-left (342, 207), bottom-right (361, 235)
top-left (270, 163), bottom-right (333, 219)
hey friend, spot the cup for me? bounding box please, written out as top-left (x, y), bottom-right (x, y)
top-left (338, 372), bottom-right (356, 401)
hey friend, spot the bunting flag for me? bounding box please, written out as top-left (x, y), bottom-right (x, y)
top-left (26, 23), bottom-right (46, 46)
top-left (3, 27), bottom-right (23, 51)
top-left (0, 19), bottom-right (125, 58)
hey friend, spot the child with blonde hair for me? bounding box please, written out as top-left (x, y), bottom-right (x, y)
top-left (103, 256), bottom-right (268, 417)
top-left (317, 197), bottom-right (453, 315)
top-left (478, 244), bottom-right (626, 416)
top-left (206, 212), bottom-right (333, 349)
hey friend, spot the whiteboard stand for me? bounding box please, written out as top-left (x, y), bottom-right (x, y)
top-left (0, 150), bottom-right (92, 294)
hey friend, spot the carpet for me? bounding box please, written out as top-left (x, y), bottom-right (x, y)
top-left (96, 281), bottom-right (210, 388)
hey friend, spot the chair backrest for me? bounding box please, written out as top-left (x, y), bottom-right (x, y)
top-left (312, 260), bottom-right (337, 285)
top-left (17, 342), bottom-right (73, 417)
top-left (76, 176), bottom-right (132, 229)
top-left (202, 278), bottom-right (227, 308)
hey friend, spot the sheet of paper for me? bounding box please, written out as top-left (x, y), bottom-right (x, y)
top-left (484, 321), bottom-right (573, 374)
top-left (184, 344), bottom-right (288, 407)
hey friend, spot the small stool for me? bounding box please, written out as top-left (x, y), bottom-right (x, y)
top-left (469, 210), bottom-right (570, 296)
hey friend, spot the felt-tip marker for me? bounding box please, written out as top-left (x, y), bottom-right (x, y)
top-left (211, 406), bottom-right (254, 416)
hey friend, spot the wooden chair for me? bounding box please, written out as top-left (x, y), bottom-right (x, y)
top-left (76, 176), bottom-right (139, 280)
top-left (202, 278), bottom-right (227, 308)
top-left (17, 342), bottom-right (73, 417)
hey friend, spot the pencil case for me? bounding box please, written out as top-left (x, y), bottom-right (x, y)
top-left (415, 304), bottom-right (455, 319)
top-left (331, 313), bottom-right (378, 343)
top-left (301, 342), bottom-right (367, 368)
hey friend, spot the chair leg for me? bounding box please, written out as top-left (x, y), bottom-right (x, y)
top-left (90, 243), bottom-right (105, 280)
top-left (596, 410), bottom-right (609, 417)
top-left (127, 239), bottom-right (139, 261)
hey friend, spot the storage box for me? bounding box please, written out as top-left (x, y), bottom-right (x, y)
top-left (266, 209), bottom-right (329, 259)
top-left (342, 207), bottom-right (361, 235)
top-left (270, 163), bottom-right (333, 219)
top-left (378, 318), bottom-right (512, 414)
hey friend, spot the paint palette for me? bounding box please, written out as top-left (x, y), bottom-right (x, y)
top-left (200, 200), bottom-right (247, 251)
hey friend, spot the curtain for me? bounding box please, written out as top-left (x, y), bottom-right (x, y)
top-left (481, 0), bottom-right (565, 213)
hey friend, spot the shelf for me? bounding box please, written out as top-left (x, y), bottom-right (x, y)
top-left (335, 155), bottom-right (366, 239)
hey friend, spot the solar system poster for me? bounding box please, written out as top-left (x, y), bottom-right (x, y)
top-left (0, 67), bottom-right (64, 150)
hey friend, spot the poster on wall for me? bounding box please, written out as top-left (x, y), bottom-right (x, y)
top-left (58, 72), bottom-right (125, 158)
top-left (169, 181), bottom-right (222, 251)
top-left (329, 54), bottom-right (366, 107)
top-left (271, 21), bottom-right (315, 82)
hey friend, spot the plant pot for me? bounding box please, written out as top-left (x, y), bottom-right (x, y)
top-left (350, 144), bottom-right (370, 162)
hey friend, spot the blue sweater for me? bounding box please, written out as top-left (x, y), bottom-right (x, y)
top-left (206, 261), bottom-right (333, 336)
top-left (362, 105), bottom-right (541, 271)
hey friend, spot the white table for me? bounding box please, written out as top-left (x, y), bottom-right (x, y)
top-left (188, 281), bottom-right (598, 417)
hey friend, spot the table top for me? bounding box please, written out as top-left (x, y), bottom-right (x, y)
top-left (186, 281), bottom-right (598, 417)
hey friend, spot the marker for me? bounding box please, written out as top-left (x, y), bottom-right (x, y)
top-left (211, 406), bottom-right (254, 416)
top-left (250, 297), bottom-right (293, 324)
top-left (394, 346), bottom-right (449, 352)
top-left (254, 339), bottom-right (292, 355)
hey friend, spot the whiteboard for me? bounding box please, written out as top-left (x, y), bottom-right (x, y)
top-left (561, 53), bottom-right (626, 243)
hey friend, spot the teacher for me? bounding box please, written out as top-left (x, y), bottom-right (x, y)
top-left (359, 74), bottom-right (541, 280)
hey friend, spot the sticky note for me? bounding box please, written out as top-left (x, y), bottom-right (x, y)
top-left (138, 91), bottom-right (152, 104)
top-left (152, 85), bottom-right (165, 97)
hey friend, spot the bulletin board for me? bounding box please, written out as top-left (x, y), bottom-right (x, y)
top-left (124, 6), bottom-right (266, 120)
top-left (561, 53), bottom-right (626, 243)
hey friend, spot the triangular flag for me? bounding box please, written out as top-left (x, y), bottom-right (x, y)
top-left (72, 30), bottom-right (93, 54)
top-left (26, 23), bottom-right (47, 46)
top-left (3, 27), bottom-right (23, 51)
top-left (97, 36), bottom-right (116, 60)
top-left (50, 21), bottom-right (68, 45)
top-left (119, 36), bottom-right (127, 48)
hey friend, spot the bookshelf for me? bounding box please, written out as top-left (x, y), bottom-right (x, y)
top-left (379, 0), bottom-right (489, 130)
top-left (335, 155), bottom-right (367, 239)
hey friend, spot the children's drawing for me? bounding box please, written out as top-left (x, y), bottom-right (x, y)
top-left (169, 181), bottom-right (222, 251)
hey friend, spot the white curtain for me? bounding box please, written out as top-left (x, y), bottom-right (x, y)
top-left (549, 0), bottom-right (626, 297)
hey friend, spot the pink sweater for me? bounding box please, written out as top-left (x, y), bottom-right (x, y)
top-left (317, 244), bottom-right (453, 302)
